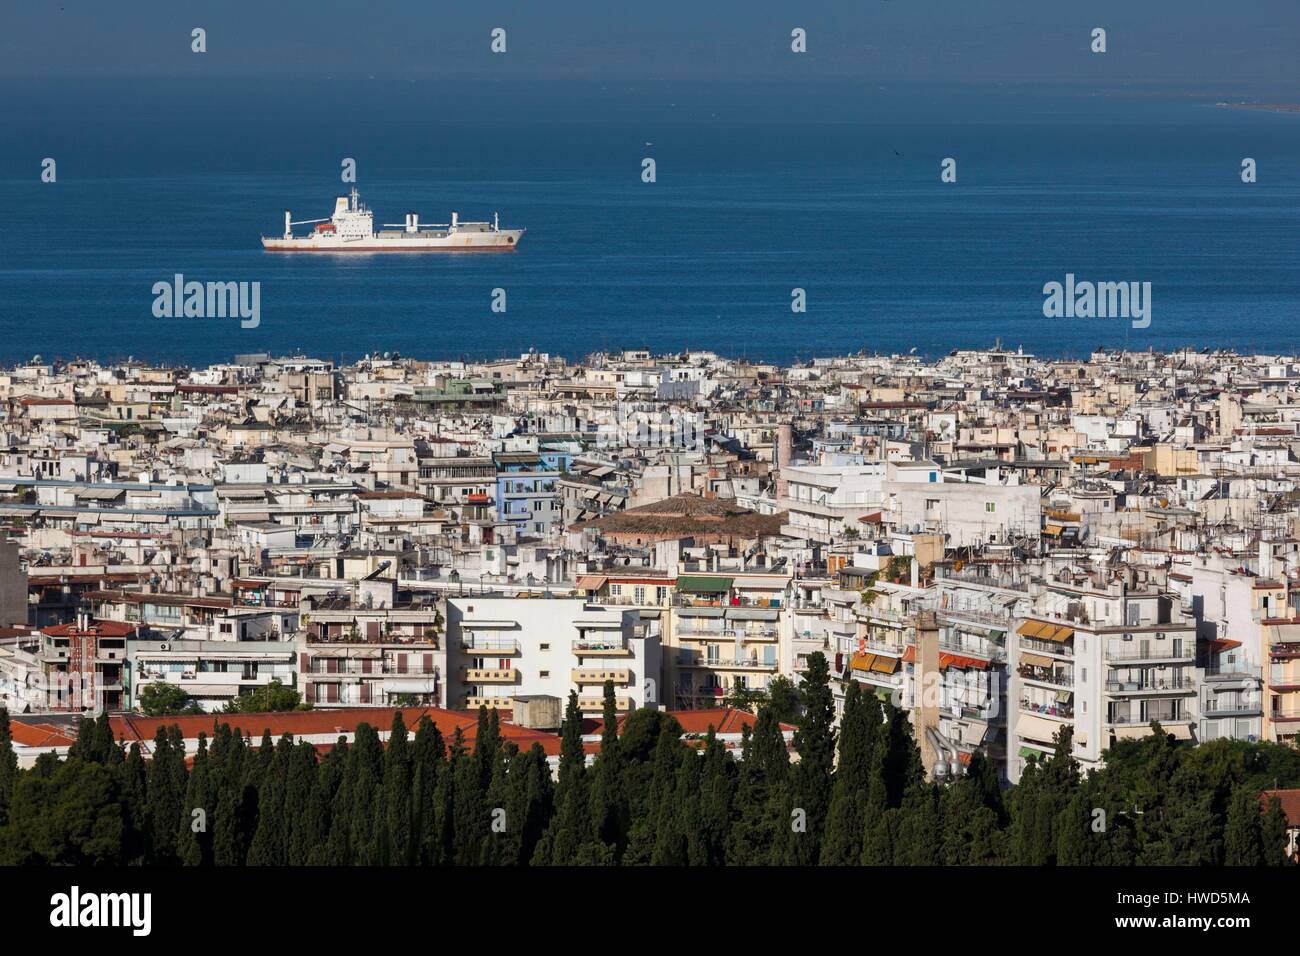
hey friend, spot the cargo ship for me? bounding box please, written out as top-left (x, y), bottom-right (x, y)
top-left (262, 188), bottom-right (524, 252)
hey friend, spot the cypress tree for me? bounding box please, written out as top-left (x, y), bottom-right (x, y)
top-left (385, 713), bottom-right (413, 864)
top-left (145, 726), bottom-right (185, 864)
top-left (284, 740), bottom-right (320, 866)
top-left (211, 726), bottom-right (251, 865)
top-left (347, 723), bottom-right (384, 865)
top-left (789, 652), bottom-right (836, 865)
top-left (726, 706), bottom-right (791, 865)
top-left (247, 734), bottom-right (292, 866)
top-left (822, 681), bottom-right (874, 865)
top-left (410, 716), bottom-right (446, 865)
top-left (625, 719), bottom-right (682, 864)
top-left (321, 738), bottom-right (354, 866)
top-left (117, 741), bottom-right (149, 864)
top-left (0, 708), bottom-right (16, 828)
top-left (178, 734), bottom-right (212, 866)
top-left (1262, 795), bottom-right (1291, 866)
top-left (697, 728), bottom-right (737, 866)
top-left (533, 691), bottom-right (588, 865)
top-left (586, 682), bottom-right (629, 858)
top-left (1224, 786), bottom-right (1265, 866)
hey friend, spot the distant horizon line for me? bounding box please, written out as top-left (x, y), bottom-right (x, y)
top-left (11, 344), bottom-right (1299, 372)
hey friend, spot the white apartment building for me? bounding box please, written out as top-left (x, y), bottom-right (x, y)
top-left (883, 480), bottom-right (1041, 548)
top-left (778, 463), bottom-right (887, 543)
top-left (445, 596), bottom-right (661, 715)
top-left (130, 639), bottom-right (298, 712)
top-left (1008, 567), bottom-right (1198, 783)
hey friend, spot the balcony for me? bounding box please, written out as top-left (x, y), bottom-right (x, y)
top-left (461, 637), bottom-right (520, 654)
top-left (1105, 642), bottom-right (1193, 663)
top-left (677, 653), bottom-right (777, 671)
top-left (1203, 663), bottom-right (1262, 682)
top-left (939, 637), bottom-right (1005, 663)
top-left (572, 638), bottom-right (631, 656)
top-left (577, 695), bottom-right (632, 711)
top-left (1201, 694), bottom-right (1260, 717)
top-left (1018, 664), bottom-right (1073, 689)
top-left (1107, 711), bottom-right (1189, 726)
top-left (463, 667), bottom-right (517, 683)
top-left (571, 668), bottom-right (631, 685)
top-left (465, 695), bottom-right (512, 709)
top-left (1105, 677), bottom-right (1193, 695)
top-left (1020, 699), bottom-right (1074, 721)
top-left (1019, 636), bottom-right (1074, 658)
top-left (676, 626), bottom-right (729, 641)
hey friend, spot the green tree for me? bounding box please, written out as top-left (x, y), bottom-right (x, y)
top-left (0, 708), bottom-right (19, 828)
top-left (224, 679), bottom-right (307, 714)
top-left (1224, 786), bottom-right (1265, 866)
top-left (788, 652), bottom-right (835, 864)
top-left (139, 682), bottom-right (202, 717)
top-left (1262, 795), bottom-right (1291, 866)
top-left (178, 733), bottom-right (212, 866)
top-left (533, 692), bottom-right (588, 865)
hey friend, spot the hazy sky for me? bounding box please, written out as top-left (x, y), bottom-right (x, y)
top-left (2, 0), bottom-right (1298, 91)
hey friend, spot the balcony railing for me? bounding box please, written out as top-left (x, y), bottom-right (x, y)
top-left (1105, 643), bottom-right (1192, 662)
top-left (461, 637), bottom-right (520, 654)
top-left (572, 668), bottom-right (631, 685)
top-left (1018, 665), bottom-right (1073, 688)
top-left (1019, 636), bottom-right (1074, 658)
top-left (677, 654), bottom-right (777, 670)
top-left (1107, 712), bottom-right (1187, 726)
top-left (1105, 677), bottom-right (1191, 693)
top-left (1020, 700), bottom-right (1074, 720)
top-left (310, 662), bottom-right (441, 677)
top-left (572, 639), bottom-right (630, 655)
top-left (1201, 695), bottom-right (1260, 717)
top-left (464, 667), bottom-right (517, 683)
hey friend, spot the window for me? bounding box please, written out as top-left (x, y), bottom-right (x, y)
top-left (540, 643), bottom-right (550, 651)
top-left (610, 584), bottom-right (623, 596)
top-left (539, 670), bottom-right (550, 678)
top-left (985, 502), bottom-right (996, 513)
top-left (634, 586), bottom-right (646, 604)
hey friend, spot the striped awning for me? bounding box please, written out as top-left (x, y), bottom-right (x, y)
top-left (939, 653), bottom-right (989, 671)
top-left (850, 653), bottom-right (876, 672)
top-left (1019, 652), bottom-right (1056, 668)
top-left (1017, 620), bottom-right (1075, 642)
top-left (870, 655), bottom-right (900, 674)
top-left (1016, 713), bottom-right (1064, 745)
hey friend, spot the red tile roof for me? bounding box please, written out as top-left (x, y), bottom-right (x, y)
top-left (1260, 789), bottom-right (1300, 826)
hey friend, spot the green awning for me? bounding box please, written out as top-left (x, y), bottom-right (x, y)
top-left (675, 575), bottom-right (734, 594)
top-left (874, 688), bottom-right (891, 701)
top-left (1019, 746), bottom-right (1041, 760)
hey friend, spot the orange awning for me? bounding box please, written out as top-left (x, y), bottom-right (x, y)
top-left (870, 655), bottom-right (900, 674)
top-left (850, 653), bottom-right (876, 672)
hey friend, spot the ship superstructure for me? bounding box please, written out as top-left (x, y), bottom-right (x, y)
top-left (262, 188), bottom-right (524, 252)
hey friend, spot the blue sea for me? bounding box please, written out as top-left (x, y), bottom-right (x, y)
top-left (2, 79), bottom-right (1298, 366)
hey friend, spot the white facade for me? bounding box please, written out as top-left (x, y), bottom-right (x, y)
top-left (445, 596), bottom-right (660, 715)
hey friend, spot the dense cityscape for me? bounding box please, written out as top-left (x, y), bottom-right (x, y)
top-left (0, 345), bottom-right (1298, 866)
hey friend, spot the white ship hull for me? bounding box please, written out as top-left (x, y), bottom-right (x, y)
top-left (264, 188), bottom-right (524, 253)
top-left (262, 230), bottom-right (524, 252)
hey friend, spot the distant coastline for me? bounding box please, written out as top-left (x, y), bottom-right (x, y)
top-left (1215, 102), bottom-right (1300, 113)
